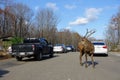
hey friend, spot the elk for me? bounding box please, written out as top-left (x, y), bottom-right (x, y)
top-left (78, 29), bottom-right (95, 68)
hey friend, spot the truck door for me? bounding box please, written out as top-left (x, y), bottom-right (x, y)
top-left (40, 39), bottom-right (50, 54)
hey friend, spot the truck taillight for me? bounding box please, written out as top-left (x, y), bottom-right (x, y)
top-left (103, 45), bottom-right (107, 48)
top-left (32, 45), bottom-right (35, 50)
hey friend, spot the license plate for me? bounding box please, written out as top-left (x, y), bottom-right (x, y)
top-left (20, 52), bottom-right (25, 55)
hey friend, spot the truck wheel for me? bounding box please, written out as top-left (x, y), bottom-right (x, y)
top-left (36, 52), bottom-right (42, 61)
top-left (49, 53), bottom-right (53, 57)
top-left (49, 50), bottom-right (54, 57)
top-left (16, 57), bottom-right (22, 61)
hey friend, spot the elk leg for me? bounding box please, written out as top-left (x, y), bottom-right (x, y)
top-left (91, 54), bottom-right (95, 68)
top-left (80, 52), bottom-right (83, 66)
top-left (85, 53), bottom-right (88, 68)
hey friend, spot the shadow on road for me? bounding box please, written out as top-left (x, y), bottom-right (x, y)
top-left (94, 54), bottom-right (108, 57)
top-left (83, 61), bottom-right (99, 67)
top-left (42, 55), bottom-right (59, 60)
top-left (0, 69), bottom-right (9, 77)
top-left (22, 55), bottom-right (60, 62)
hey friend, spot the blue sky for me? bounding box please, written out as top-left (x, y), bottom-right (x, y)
top-left (15, 0), bottom-right (120, 39)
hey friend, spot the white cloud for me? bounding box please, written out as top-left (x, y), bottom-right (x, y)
top-left (69, 17), bottom-right (89, 25)
top-left (46, 2), bottom-right (58, 11)
top-left (86, 8), bottom-right (102, 21)
top-left (65, 4), bottom-right (77, 10)
top-left (69, 8), bottom-right (102, 26)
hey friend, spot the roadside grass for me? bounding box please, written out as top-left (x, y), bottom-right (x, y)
top-left (0, 41), bottom-right (12, 60)
top-left (110, 50), bottom-right (120, 53)
top-left (0, 37), bottom-right (23, 60)
top-left (0, 51), bottom-right (12, 60)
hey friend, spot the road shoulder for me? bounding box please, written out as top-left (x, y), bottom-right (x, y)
top-left (109, 52), bottom-right (120, 56)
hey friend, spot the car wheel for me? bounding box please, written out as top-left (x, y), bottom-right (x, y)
top-left (105, 54), bottom-right (108, 57)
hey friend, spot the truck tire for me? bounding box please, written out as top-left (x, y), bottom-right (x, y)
top-left (49, 53), bottom-right (53, 57)
top-left (35, 51), bottom-right (42, 61)
top-left (49, 49), bottom-right (54, 57)
top-left (16, 56), bottom-right (22, 61)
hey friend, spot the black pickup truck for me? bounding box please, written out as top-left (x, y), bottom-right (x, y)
top-left (12, 38), bottom-right (53, 61)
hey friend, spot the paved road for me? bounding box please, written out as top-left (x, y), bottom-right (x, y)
top-left (0, 52), bottom-right (120, 80)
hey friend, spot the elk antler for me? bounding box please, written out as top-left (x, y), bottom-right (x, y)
top-left (84, 29), bottom-right (96, 38)
top-left (84, 29), bottom-right (89, 38)
top-left (86, 29), bottom-right (96, 38)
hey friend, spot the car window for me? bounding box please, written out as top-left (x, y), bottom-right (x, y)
top-left (55, 44), bottom-right (63, 46)
top-left (92, 42), bottom-right (105, 45)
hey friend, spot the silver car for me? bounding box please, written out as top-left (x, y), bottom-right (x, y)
top-left (53, 44), bottom-right (67, 53)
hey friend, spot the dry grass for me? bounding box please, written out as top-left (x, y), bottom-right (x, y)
top-left (110, 49), bottom-right (120, 53)
top-left (0, 51), bottom-right (12, 60)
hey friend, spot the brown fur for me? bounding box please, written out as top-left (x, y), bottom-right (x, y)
top-left (78, 37), bottom-right (95, 68)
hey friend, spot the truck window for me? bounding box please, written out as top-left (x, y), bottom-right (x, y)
top-left (40, 38), bottom-right (48, 46)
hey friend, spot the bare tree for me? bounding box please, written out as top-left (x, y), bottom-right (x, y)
top-left (105, 7), bottom-right (120, 51)
top-left (56, 29), bottom-right (72, 45)
top-left (72, 32), bottom-right (82, 50)
top-left (105, 23), bottom-right (118, 50)
top-left (0, 0), bottom-right (14, 38)
top-left (9, 3), bottom-right (33, 38)
top-left (35, 8), bottom-right (58, 43)
top-left (56, 29), bottom-right (82, 50)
